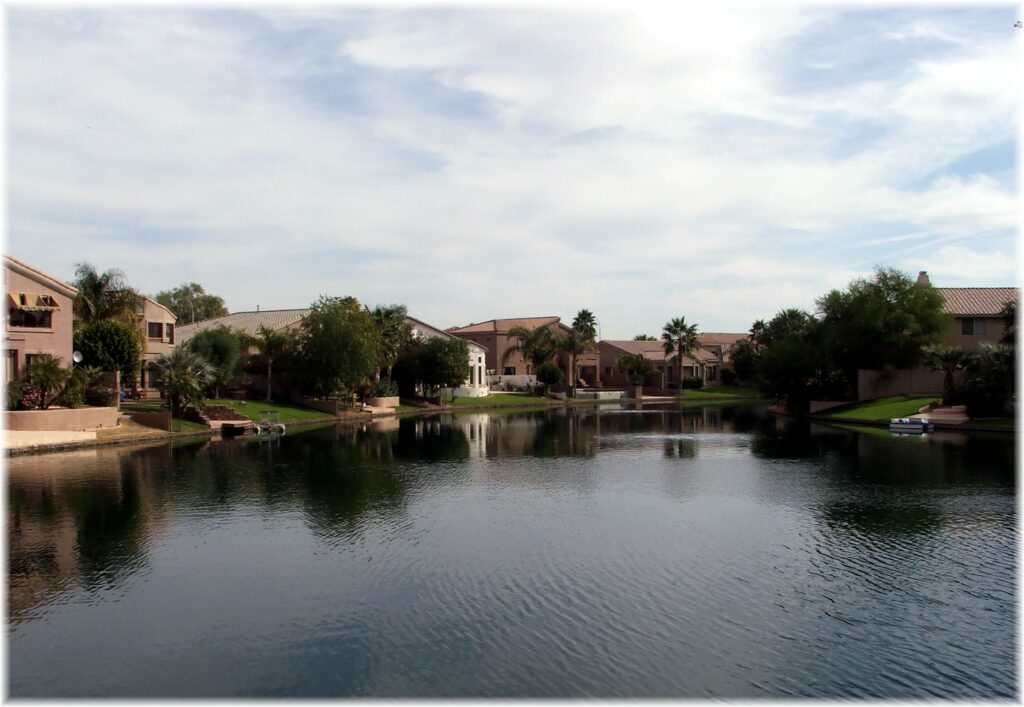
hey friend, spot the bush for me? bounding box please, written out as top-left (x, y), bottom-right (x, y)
top-left (6, 379), bottom-right (23, 410)
top-left (720, 368), bottom-right (737, 385)
top-left (370, 377), bottom-right (399, 397)
top-left (536, 361), bottom-right (564, 387)
top-left (75, 320), bottom-right (142, 382)
top-left (960, 345), bottom-right (1013, 418)
top-left (681, 377), bottom-right (704, 389)
top-left (85, 386), bottom-right (118, 407)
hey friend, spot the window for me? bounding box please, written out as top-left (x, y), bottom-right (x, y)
top-left (166, 323), bottom-right (174, 344)
top-left (9, 309), bottom-right (52, 328)
top-left (25, 353), bottom-right (43, 368)
top-left (148, 322), bottom-right (163, 339)
top-left (503, 366), bottom-right (516, 375)
top-left (604, 367), bottom-right (611, 376)
top-left (961, 318), bottom-right (988, 336)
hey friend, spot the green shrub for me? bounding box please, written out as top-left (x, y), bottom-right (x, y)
top-left (681, 377), bottom-right (704, 390)
top-left (720, 368), bottom-right (737, 385)
top-left (536, 361), bottom-right (564, 390)
top-left (370, 377), bottom-right (399, 397)
top-left (85, 386), bottom-right (118, 407)
top-left (6, 379), bottom-right (23, 410)
top-left (75, 320), bottom-right (142, 381)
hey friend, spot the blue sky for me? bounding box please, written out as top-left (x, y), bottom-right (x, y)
top-left (5, 4), bottom-right (1019, 338)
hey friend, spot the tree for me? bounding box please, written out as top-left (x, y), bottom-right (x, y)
top-left (74, 319), bottom-right (143, 382)
top-left (572, 309), bottom-right (598, 342)
top-left (1000, 299), bottom-right (1016, 346)
top-left (535, 360), bottom-right (564, 394)
top-left (661, 317), bottom-right (700, 389)
top-left (816, 267), bottom-right (947, 389)
top-left (617, 352), bottom-right (653, 385)
top-left (418, 337), bottom-right (470, 402)
top-left (153, 348), bottom-right (216, 416)
top-left (960, 343), bottom-right (1014, 418)
top-left (72, 263), bottom-right (142, 326)
top-left (729, 338), bottom-right (758, 383)
top-left (922, 345), bottom-right (968, 405)
top-left (252, 325), bottom-right (292, 402)
top-left (297, 296), bottom-right (380, 398)
top-left (154, 282), bottom-right (228, 324)
top-left (24, 354), bottom-right (68, 409)
top-left (187, 325), bottom-right (246, 398)
top-left (503, 325), bottom-right (556, 372)
top-left (633, 334), bottom-right (656, 341)
top-left (370, 304), bottom-right (413, 380)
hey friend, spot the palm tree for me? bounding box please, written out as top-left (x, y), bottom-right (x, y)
top-left (153, 348), bottom-right (216, 416)
top-left (922, 345), bottom-right (967, 405)
top-left (72, 263), bottom-right (142, 326)
top-left (662, 317), bottom-right (700, 390)
top-left (370, 305), bottom-right (412, 381)
top-left (503, 325), bottom-right (556, 374)
top-left (254, 325), bottom-right (291, 402)
top-left (617, 352), bottom-right (652, 385)
top-left (633, 334), bottom-right (656, 341)
top-left (556, 329), bottom-right (596, 394)
top-left (572, 309), bottom-right (598, 342)
top-left (24, 354), bottom-right (68, 409)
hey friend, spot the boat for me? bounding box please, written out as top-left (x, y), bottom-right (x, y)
top-left (889, 417), bottom-right (934, 433)
top-left (255, 409), bottom-right (286, 436)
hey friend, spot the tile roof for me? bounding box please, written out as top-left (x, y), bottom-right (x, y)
top-left (602, 340), bottom-right (719, 363)
top-left (3, 254), bottom-right (78, 298)
top-left (936, 288), bottom-right (1017, 316)
top-left (176, 309), bottom-right (310, 345)
top-left (448, 316), bottom-right (561, 334)
top-left (698, 332), bottom-right (749, 346)
top-left (407, 316), bottom-right (488, 352)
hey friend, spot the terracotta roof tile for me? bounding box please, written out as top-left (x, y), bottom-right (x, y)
top-left (936, 288), bottom-right (1017, 316)
top-left (176, 309), bottom-right (310, 344)
top-left (449, 316), bottom-right (561, 334)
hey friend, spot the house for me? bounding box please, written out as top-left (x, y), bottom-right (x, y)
top-left (447, 316), bottom-right (600, 386)
top-left (177, 308), bottom-right (488, 397)
top-left (406, 316), bottom-right (489, 398)
top-left (697, 332), bottom-right (750, 370)
top-left (136, 297), bottom-right (178, 395)
top-left (598, 339), bottom-right (722, 389)
top-left (917, 272), bottom-right (1017, 350)
top-left (3, 255), bottom-right (78, 382)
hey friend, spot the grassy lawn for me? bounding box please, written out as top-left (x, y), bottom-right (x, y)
top-left (206, 398), bottom-right (332, 423)
top-left (681, 387), bottom-right (762, 400)
top-left (450, 394), bottom-right (554, 408)
top-left (823, 396), bottom-right (940, 421)
top-left (171, 418), bottom-right (209, 433)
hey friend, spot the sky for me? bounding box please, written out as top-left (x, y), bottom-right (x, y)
top-left (5, 3), bottom-right (1020, 339)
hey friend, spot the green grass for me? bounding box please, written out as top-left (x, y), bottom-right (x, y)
top-left (681, 387), bottom-right (762, 400)
top-left (823, 396), bottom-right (940, 421)
top-left (206, 398), bottom-right (332, 423)
top-left (450, 394), bottom-right (554, 408)
top-left (171, 418), bottom-right (209, 433)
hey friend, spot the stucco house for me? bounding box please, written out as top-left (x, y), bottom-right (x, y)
top-left (598, 339), bottom-right (722, 389)
top-left (177, 308), bottom-right (488, 397)
top-left (447, 316), bottom-right (599, 386)
top-left (3, 254), bottom-right (78, 383)
top-left (917, 272), bottom-right (1017, 350)
top-left (136, 297), bottom-right (178, 395)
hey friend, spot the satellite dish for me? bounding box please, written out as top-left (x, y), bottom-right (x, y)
top-left (72, 351), bottom-right (84, 364)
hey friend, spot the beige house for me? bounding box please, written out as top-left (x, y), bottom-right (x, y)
top-left (3, 255), bottom-right (78, 383)
top-left (925, 279), bottom-right (1016, 351)
top-left (598, 339), bottom-right (722, 389)
top-left (447, 316), bottom-right (600, 385)
top-left (136, 297), bottom-right (178, 394)
top-left (697, 332), bottom-right (750, 369)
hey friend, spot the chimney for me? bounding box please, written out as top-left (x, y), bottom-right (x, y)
top-left (257, 304), bottom-right (260, 312)
top-left (916, 271), bottom-right (930, 286)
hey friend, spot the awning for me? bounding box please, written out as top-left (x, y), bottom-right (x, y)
top-left (8, 292), bottom-right (60, 311)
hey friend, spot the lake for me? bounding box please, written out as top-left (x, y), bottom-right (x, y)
top-left (6, 403), bottom-right (1016, 698)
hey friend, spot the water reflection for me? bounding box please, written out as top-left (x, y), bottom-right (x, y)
top-left (6, 403), bottom-right (1016, 698)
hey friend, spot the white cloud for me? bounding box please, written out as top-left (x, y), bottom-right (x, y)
top-left (5, 5), bottom-right (1018, 336)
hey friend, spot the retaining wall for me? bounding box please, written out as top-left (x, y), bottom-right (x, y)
top-left (7, 406), bottom-right (118, 432)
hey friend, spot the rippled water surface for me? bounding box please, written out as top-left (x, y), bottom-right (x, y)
top-left (7, 404), bottom-right (1016, 697)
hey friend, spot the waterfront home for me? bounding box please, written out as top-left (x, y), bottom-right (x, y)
top-left (3, 254), bottom-right (78, 382)
top-left (136, 297), bottom-right (178, 396)
top-left (915, 272), bottom-right (1018, 350)
top-left (178, 308), bottom-right (487, 397)
top-left (447, 316), bottom-right (599, 386)
top-left (598, 339), bottom-right (722, 390)
top-left (697, 332), bottom-right (749, 370)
